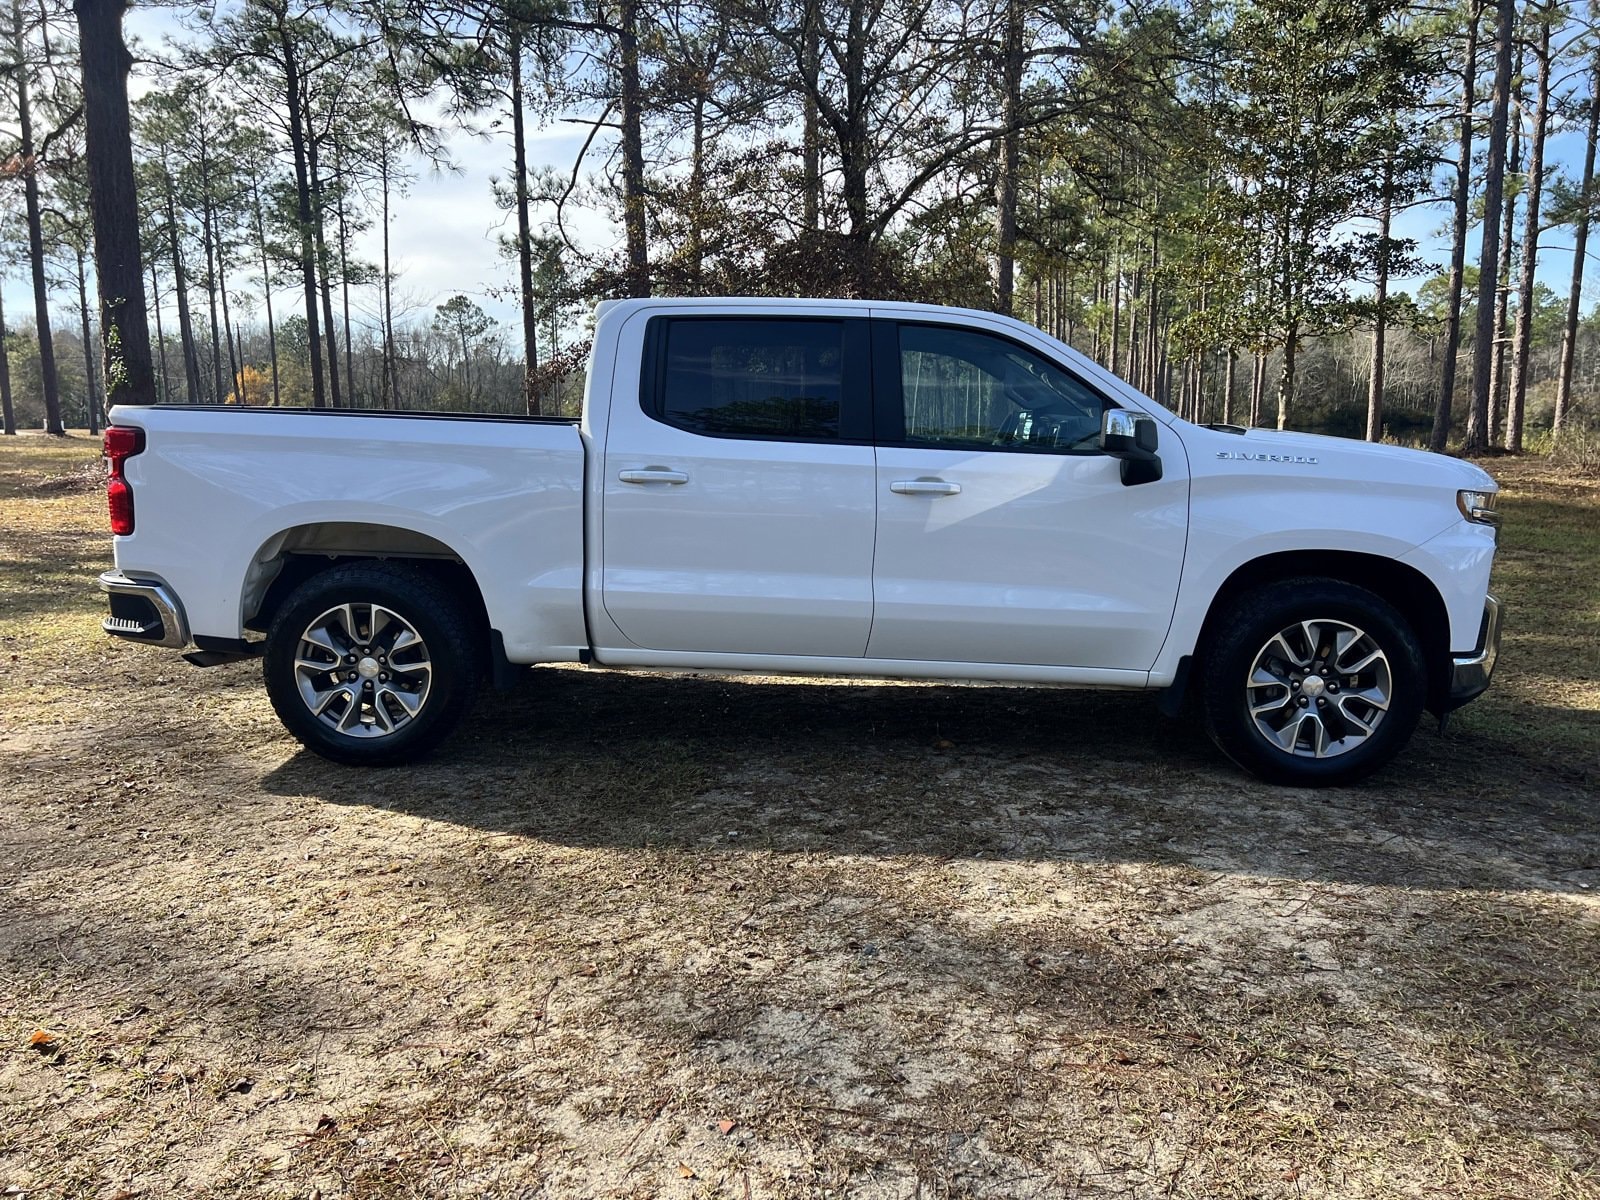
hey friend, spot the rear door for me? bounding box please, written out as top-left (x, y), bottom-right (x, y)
top-left (599, 313), bottom-right (877, 657)
top-left (866, 318), bottom-right (1189, 670)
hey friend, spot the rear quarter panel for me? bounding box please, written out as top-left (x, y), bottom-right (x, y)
top-left (107, 407), bottom-right (588, 662)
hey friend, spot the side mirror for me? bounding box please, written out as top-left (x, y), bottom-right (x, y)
top-left (1100, 408), bottom-right (1163, 486)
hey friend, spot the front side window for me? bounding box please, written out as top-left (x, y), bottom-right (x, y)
top-left (899, 324), bottom-right (1109, 453)
top-left (657, 319), bottom-right (844, 439)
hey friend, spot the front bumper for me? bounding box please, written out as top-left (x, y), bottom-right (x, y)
top-left (99, 571), bottom-right (190, 649)
top-left (1445, 593), bottom-right (1502, 710)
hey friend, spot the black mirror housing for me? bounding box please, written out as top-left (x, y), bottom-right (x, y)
top-left (1100, 409), bottom-right (1163, 485)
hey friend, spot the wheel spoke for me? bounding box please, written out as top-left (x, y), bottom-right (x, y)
top-left (1334, 698), bottom-right (1376, 737)
top-left (377, 683), bottom-right (423, 717)
top-left (302, 625), bottom-right (343, 656)
top-left (1251, 697), bottom-right (1291, 719)
top-left (1300, 621), bottom-right (1327, 662)
top-left (1348, 684), bottom-right (1390, 713)
top-left (368, 606), bottom-right (396, 645)
top-left (1338, 646), bottom-right (1384, 675)
top-left (1266, 632), bottom-right (1310, 669)
top-left (335, 691), bottom-right (368, 731)
top-left (368, 695), bottom-right (396, 734)
top-left (311, 683), bottom-right (354, 717)
top-left (1308, 713), bottom-right (1331, 757)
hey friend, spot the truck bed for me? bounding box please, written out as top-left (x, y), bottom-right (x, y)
top-left (108, 404), bottom-right (589, 663)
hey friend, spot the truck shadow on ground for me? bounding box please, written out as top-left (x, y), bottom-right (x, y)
top-left (261, 665), bottom-right (1600, 897)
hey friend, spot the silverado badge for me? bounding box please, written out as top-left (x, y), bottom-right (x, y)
top-left (1216, 451), bottom-right (1320, 465)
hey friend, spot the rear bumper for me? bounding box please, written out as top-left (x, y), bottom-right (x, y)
top-left (99, 571), bottom-right (190, 649)
top-left (1445, 594), bottom-right (1501, 711)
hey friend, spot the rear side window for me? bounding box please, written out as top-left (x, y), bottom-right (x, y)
top-left (654, 319), bottom-right (845, 439)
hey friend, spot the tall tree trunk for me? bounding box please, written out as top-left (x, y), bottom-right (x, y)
top-left (1125, 264), bottom-right (1141, 384)
top-left (1366, 149), bottom-right (1394, 443)
top-left (0, 283), bottom-right (15, 434)
top-left (380, 141), bottom-right (398, 411)
top-left (617, 0), bottom-right (649, 297)
top-left (802, 2), bottom-right (820, 230)
top-left (1276, 217), bottom-right (1297, 428)
top-left (688, 95), bottom-right (706, 286)
top-left (838, 0), bottom-right (874, 291)
top-left (1108, 240), bottom-right (1122, 373)
top-left (1489, 86), bottom-right (1521, 445)
top-left (1555, 59), bottom-right (1599, 439)
top-left (75, 246), bottom-right (101, 433)
top-left (1433, 0), bottom-right (1480, 453)
top-left (72, 0), bottom-right (155, 410)
top-left (149, 257), bottom-right (167, 402)
top-left (306, 132), bottom-right (342, 407)
top-left (280, 26), bottom-right (325, 407)
top-left (235, 327), bottom-right (247, 404)
top-left (1506, 7), bottom-right (1551, 454)
top-left (164, 182), bottom-right (202, 402)
top-left (217, 229), bottom-right (240, 403)
top-left (1144, 231), bottom-right (1160, 389)
top-left (201, 205), bottom-right (226, 402)
top-left (1249, 350), bottom-right (1265, 427)
top-left (993, 0), bottom-right (1023, 313)
top-left (13, 0), bottom-right (64, 434)
top-left (1466, 0), bottom-right (1516, 455)
top-left (1276, 326), bottom-right (1298, 431)
top-left (508, 23), bottom-right (540, 413)
top-left (1222, 349), bottom-right (1236, 424)
top-left (335, 142), bottom-right (354, 406)
top-left (251, 175), bottom-right (280, 406)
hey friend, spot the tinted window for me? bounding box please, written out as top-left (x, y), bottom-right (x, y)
top-left (899, 324), bottom-right (1108, 452)
top-left (659, 319), bottom-right (844, 439)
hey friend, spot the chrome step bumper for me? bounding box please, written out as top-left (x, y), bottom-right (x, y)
top-left (98, 571), bottom-right (190, 649)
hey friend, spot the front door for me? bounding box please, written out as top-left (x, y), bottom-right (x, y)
top-left (866, 319), bottom-right (1189, 671)
top-left (600, 313), bottom-right (877, 657)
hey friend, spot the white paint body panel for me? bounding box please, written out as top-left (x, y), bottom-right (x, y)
top-left (107, 407), bottom-right (588, 662)
top-left (108, 297), bottom-right (1499, 691)
top-left (867, 447), bottom-right (1187, 669)
top-left (597, 302), bottom-right (876, 656)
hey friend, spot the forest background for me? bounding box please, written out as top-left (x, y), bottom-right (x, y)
top-left (1, 0), bottom-right (1597, 462)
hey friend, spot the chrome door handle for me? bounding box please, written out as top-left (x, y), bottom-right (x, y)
top-left (890, 479), bottom-right (962, 496)
top-left (618, 468), bottom-right (689, 485)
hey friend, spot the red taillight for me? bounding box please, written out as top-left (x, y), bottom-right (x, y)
top-left (104, 425), bottom-right (144, 536)
top-left (107, 476), bottom-right (134, 535)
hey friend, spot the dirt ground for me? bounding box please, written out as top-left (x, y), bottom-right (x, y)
top-left (1, 432), bottom-right (1596, 1199)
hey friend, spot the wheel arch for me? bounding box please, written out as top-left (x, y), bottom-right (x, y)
top-left (243, 522), bottom-right (496, 672)
top-left (1194, 550), bottom-right (1452, 712)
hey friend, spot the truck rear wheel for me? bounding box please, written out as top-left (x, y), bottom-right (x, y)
top-left (1199, 578), bottom-right (1425, 787)
top-left (264, 562), bottom-right (481, 766)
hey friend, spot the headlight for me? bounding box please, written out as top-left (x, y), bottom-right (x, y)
top-left (1457, 489), bottom-right (1500, 527)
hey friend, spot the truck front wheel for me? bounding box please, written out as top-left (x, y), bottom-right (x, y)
top-left (1199, 578), bottom-right (1426, 787)
top-left (263, 562), bottom-right (481, 766)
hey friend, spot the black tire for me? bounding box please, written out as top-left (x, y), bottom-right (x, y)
top-left (264, 561), bottom-right (481, 766)
top-left (1198, 577), bottom-right (1425, 787)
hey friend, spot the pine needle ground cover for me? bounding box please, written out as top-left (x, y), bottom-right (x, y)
top-left (1, 432), bottom-right (1595, 1199)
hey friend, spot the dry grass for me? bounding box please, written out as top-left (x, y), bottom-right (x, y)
top-left (1, 431), bottom-right (1596, 1199)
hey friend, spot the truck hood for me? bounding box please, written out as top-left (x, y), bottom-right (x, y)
top-left (1197, 426), bottom-right (1498, 492)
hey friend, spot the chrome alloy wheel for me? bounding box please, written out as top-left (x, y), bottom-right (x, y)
top-left (1245, 618), bottom-right (1393, 759)
top-left (292, 602), bottom-right (432, 738)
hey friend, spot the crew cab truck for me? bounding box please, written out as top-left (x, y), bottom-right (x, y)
top-left (97, 297), bottom-right (1502, 786)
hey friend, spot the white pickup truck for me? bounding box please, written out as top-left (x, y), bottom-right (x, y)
top-left (97, 297), bottom-right (1502, 785)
